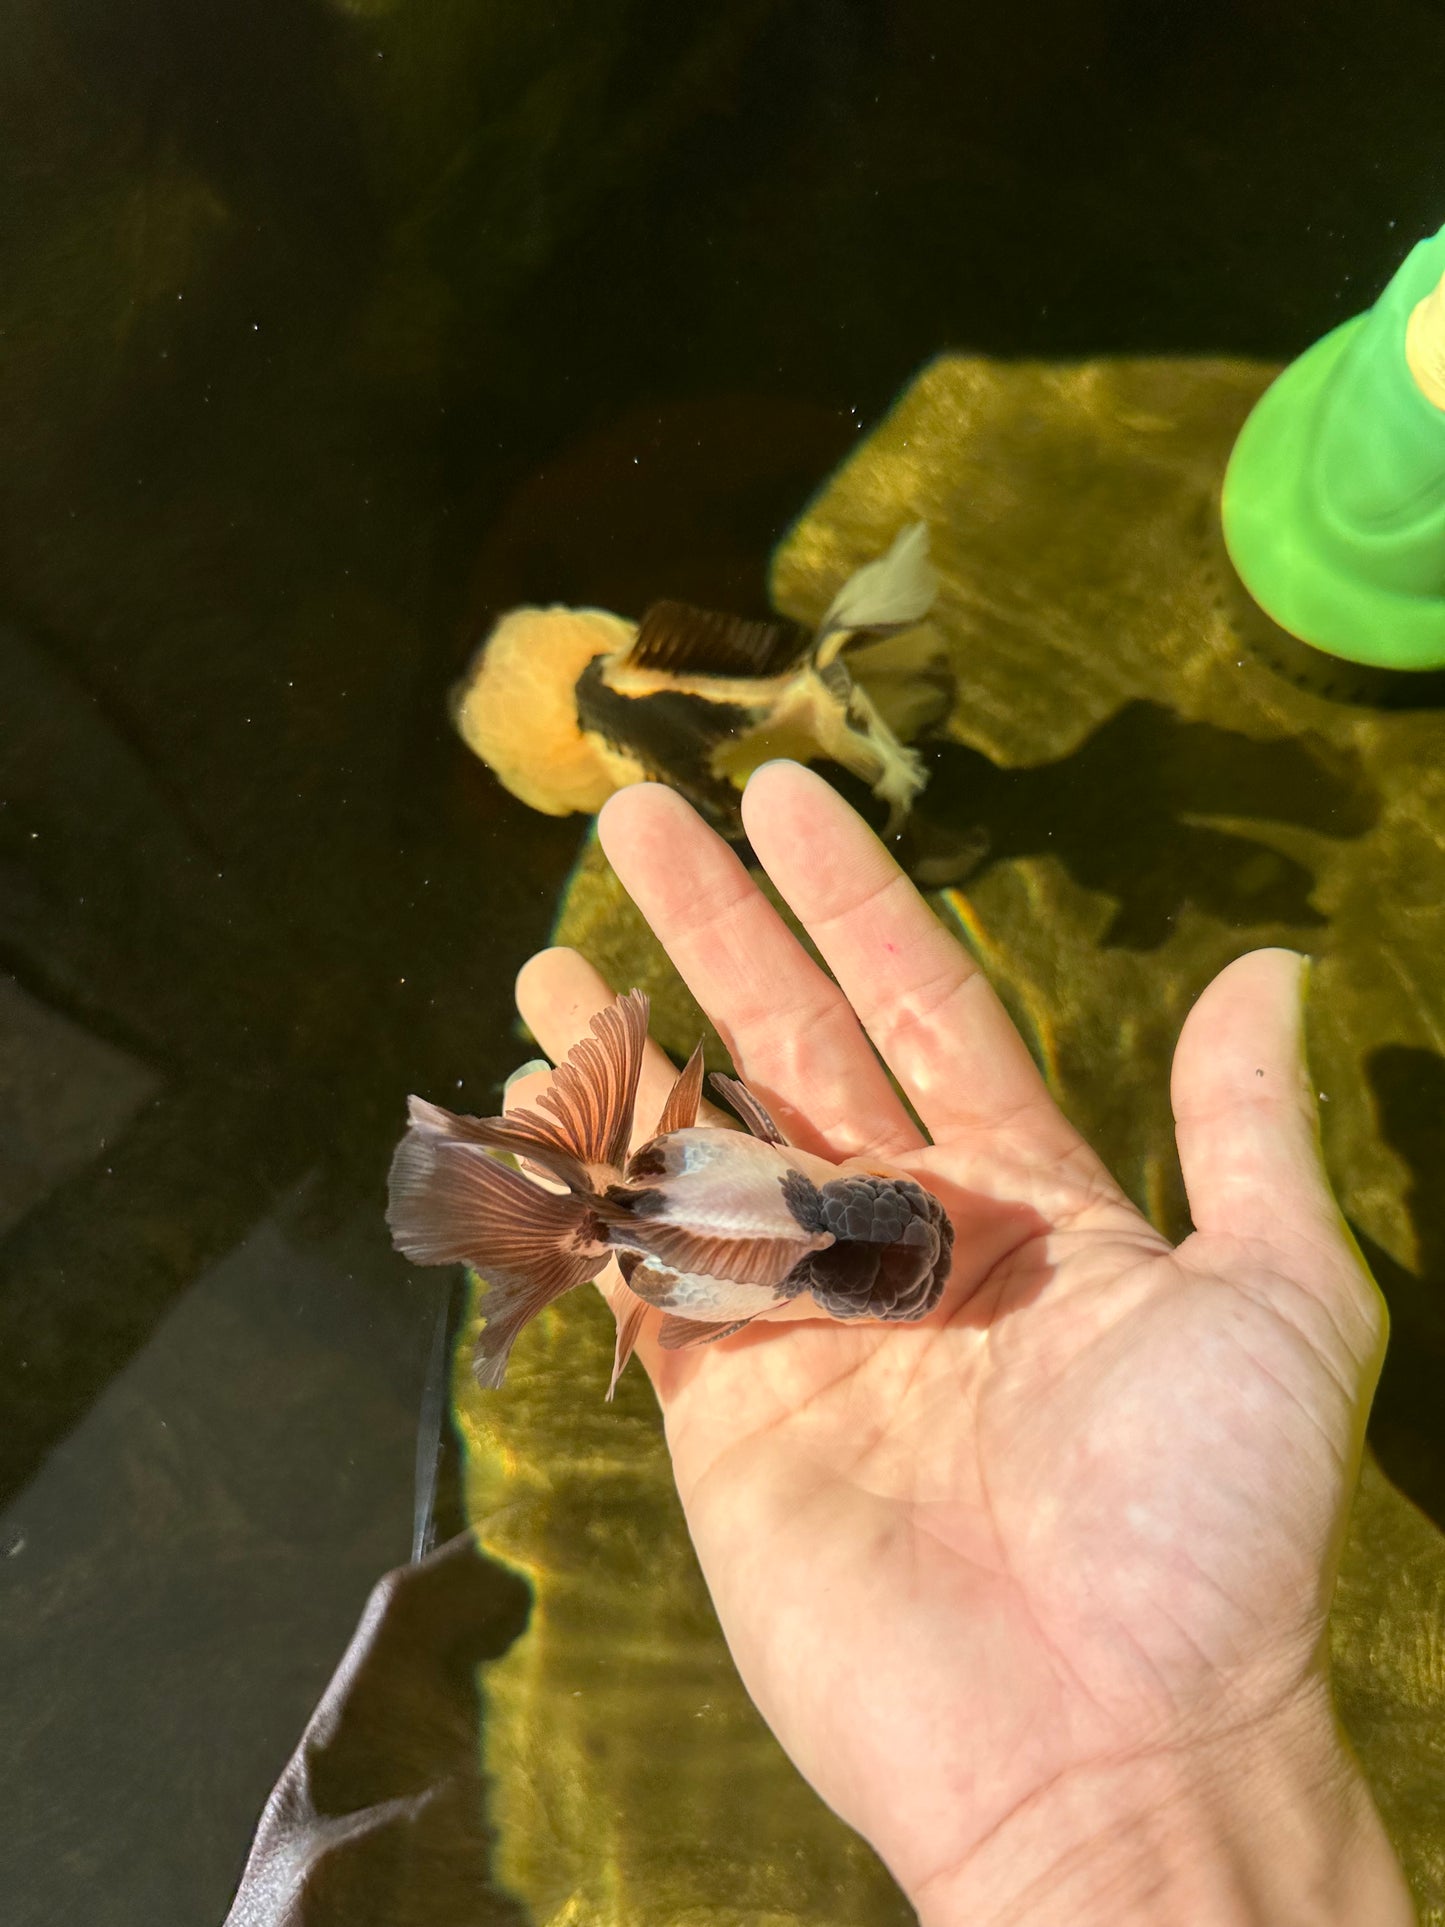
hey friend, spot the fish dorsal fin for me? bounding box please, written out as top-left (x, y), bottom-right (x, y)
top-left (655, 1040), bottom-right (705, 1135)
top-left (627, 600), bottom-right (810, 679)
top-left (709, 1072), bottom-right (787, 1146)
top-left (534, 989), bottom-right (650, 1170)
top-left (819, 522), bottom-right (937, 639)
top-left (657, 1312), bottom-right (757, 1351)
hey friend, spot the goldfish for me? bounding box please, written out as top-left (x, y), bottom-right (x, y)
top-left (386, 990), bottom-right (954, 1398)
top-left (453, 523), bottom-right (952, 837)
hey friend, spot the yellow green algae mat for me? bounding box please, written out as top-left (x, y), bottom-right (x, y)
top-left (460, 356), bottom-right (1445, 1925)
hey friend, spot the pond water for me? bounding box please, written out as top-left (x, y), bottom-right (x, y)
top-left (4, 4), bottom-right (1445, 1924)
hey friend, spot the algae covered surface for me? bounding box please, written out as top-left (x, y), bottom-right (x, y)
top-left (458, 354), bottom-right (1445, 1925)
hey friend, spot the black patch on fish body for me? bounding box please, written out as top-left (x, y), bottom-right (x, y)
top-left (601, 1183), bottom-right (666, 1217)
top-left (790, 1175), bottom-right (953, 1322)
top-left (574, 654), bottom-right (758, 831)
top-left (625, 1139), bottom-right (669, 1179)
top-left (780, 1167), bottom-right (824, 1231)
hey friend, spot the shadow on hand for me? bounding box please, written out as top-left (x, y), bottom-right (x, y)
top-left (225, 1534), bottom-right (532, 1927)
top-left (1352, 1045), bottom-right (1445, 1533)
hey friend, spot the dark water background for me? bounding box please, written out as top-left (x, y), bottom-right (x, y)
top-left (4, 2), bottom-right (1445, 1921)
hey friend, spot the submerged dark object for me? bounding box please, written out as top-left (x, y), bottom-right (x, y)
top-left (386, 991), bottom-right (953, 1397)
top-left (453, 523), bottom-right (953, 834)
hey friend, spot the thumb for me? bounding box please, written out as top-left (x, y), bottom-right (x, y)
top-left (1171, 949), bottom-right (1364, 1297)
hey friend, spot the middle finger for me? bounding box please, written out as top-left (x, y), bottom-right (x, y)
top-left (597, 782), bottom-right (923, 1159)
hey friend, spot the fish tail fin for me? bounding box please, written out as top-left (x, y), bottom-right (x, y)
top-left (407, 1096), bottom-right (591, 1193)
top-left (816, 521), bottom-right (936, 645)
top-left (529, 988), bottom-right (650, 1172)
top-left (402, 988), bottom-right (651, 1192)
top-left (471, 1268), bottom-right (586, 1391)
top-left (387, 1127), bottom-right (607, 1388)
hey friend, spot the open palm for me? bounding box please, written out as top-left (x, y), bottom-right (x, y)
top-left (511, 761), bottom-right (1393, 1921)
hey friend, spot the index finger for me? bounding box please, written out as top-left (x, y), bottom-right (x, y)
top-left (741, 762), bottom-right (1099, 1166)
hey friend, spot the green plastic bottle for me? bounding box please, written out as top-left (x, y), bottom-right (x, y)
top-left (1222, 222), bottom-right (1445, 672)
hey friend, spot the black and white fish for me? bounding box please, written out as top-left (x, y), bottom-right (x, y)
top-left (453, 523), bottom-right (951, 837)
top-left (386, 991), bottom-right (954, 1398)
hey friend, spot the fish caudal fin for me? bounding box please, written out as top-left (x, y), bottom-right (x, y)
top-left (387, 1128), bottom-right (607, 1387)
top-left (386, 988), bottom-right (654, 1388)
top-left (472, 1269), bottom-right (585, 1391)
top-left (404, 989), bottom-right (650, 1192)
top-left (818, 522), bottom-right (937, 640)
top-left (407, 1097), bottom-right (590, 1194)
top-left (387, 1125), bottom-right (602, 1276)
top-left (532, 988), bottom-right (649, 1171)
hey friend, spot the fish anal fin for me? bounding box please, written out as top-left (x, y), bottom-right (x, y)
top-left (606, 1294), bottom-right (652, 1400)
top-left (627, 602), bottom-right (809, 679)
top-left (657, 1312), bottom-right (757, 1351)
top-left (654, 1040), bottom-right (706, 1136)
top-left (708, 1072), bottom-right (788, 1146)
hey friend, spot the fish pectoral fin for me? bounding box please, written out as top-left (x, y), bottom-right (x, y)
top-left (606, 1293), bottom-right (652, 1401)
top-left (654, 1039), bottom-right (706, 1135)
top-left (630, 1223), bottom-right (806, 1289)
top-left (708, 1072), bottom-right (788, 1146)
top-left (656, 1313), bottom-right (758, 1351)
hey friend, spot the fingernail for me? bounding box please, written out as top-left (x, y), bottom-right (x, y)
top-left (504, 1058), bottom-right (551, 1095)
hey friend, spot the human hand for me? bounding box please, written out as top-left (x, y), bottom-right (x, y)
top-left (511, 761), bottom-right (1413, 1926)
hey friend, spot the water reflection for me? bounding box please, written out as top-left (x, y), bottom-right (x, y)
top-left (7, 0), bottom-right (1445, 1919)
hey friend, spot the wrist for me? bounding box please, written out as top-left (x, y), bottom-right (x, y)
top-left (909, 1692), bottom-right (1414, 1927)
